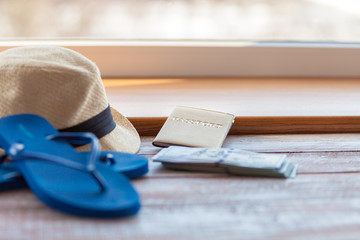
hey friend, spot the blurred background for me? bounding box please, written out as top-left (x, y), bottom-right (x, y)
top-left (1, 0), bottom-right (360, 42)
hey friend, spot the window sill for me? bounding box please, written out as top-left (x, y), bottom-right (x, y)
top-left (104, 78), bottom-right (360, 136)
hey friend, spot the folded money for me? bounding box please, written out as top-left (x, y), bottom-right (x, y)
top-left (152, 146), bottom-right (297, 178)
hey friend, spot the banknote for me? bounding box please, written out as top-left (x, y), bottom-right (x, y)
top-left (152, 146), bottom-right (297, 178)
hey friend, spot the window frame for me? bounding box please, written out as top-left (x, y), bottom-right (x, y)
top-left (1, 40), bottom-right (360, 78)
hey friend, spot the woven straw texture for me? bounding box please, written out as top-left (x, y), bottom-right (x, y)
top-left (0, 46), bottom-right (140, 153)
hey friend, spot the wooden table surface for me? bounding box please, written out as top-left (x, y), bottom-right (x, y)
top-left (2, 134), bottom-right (360, 240)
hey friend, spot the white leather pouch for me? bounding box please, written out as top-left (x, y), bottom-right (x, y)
top-left (152, 106), bottom-right (235, 148)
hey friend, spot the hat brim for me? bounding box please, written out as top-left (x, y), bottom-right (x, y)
top-left (76, 107), bottom-right (140, 153)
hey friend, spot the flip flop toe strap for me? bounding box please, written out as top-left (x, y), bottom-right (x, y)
top-left (3, 132), bottom-right (108, 192)
top-left (0, 154), bottom-right (7, 166)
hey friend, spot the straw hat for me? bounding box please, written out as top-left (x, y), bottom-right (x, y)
top-left (0, 46), bottom-right (140, 153)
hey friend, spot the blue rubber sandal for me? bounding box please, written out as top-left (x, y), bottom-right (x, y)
top-left (0, 150), bottom-right (148, 192)
top-left (0, 114), bottom-right (141, 217)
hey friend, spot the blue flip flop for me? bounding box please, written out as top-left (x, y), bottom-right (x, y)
top-left (0, 150), bottom-right (149, 192)
top-left (0, 114), bottom-right (141, 218)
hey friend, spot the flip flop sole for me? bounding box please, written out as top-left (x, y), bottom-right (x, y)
top-left (19, 159), bottom-right (140, 217)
